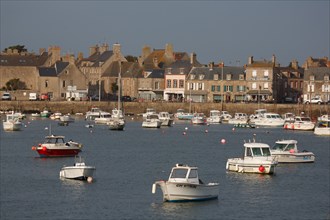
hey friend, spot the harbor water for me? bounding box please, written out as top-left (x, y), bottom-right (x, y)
top-left (1, 116), bottom-right (329, 220)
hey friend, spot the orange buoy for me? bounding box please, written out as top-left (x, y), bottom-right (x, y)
top-left (31, 146), bottom-right (36, 150)
top-left (42, 146), bottom-right (47, 151)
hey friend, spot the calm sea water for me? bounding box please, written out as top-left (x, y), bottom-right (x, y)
top-left (1, 116), bottom-right (329, 220)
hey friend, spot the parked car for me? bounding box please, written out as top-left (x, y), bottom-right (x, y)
top-left (303, 97), bottom-right (324, 104)
top-left (29, 93), bottom-right (39, 101)
top-left (40, 93), bottom-right (49, 101)
top-left (121, 96), bottom-right (132, 102)
top-left (1, 92), bottom-right (11, 100)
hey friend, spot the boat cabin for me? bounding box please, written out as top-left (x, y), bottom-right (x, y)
top-left (244, 143), bottom-right (272, 157)
top-left (272, 140), bottom-right (297, 153)
top-left (45, 135), bottom-right (67, 144)
top-left (210, 110), bottom-right (220, 116)
top-left (168, 164), bottom-right (200, 184)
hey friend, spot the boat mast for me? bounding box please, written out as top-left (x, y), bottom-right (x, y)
top-left (117, 60), bottom-right (121, 111)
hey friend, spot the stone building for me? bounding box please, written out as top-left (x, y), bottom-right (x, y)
top-left (303, 67), bottom-right (330, 102)
top-left (187, 62), bottom-right (246, 103)
top-left (77, 43), bottom-right (127, 99)
top-left (245, 55), bottom-right (281, 102)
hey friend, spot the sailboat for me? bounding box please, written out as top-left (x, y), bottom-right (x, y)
top-left (107, 61), bottom-right (125, 131)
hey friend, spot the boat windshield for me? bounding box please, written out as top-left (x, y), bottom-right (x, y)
top-left (261, 147), bottom-right (271, 156)
top-left (272, 143), bottom-right (285, 150)
top-left (170, 168), bottom-right (188, 178)
top-left (188, 169), bottom-right (198, 179)
top-left (252, 148), bottom-right (262, 156)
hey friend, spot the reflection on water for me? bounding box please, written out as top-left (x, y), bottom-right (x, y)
top-left (151, 199), bottom-right (219, 219)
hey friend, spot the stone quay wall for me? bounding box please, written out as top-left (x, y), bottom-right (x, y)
top-left (1, 100), bottom-right (329, 120)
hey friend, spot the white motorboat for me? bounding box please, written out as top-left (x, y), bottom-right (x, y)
top-left (94, 113), bottom-right (112, 124)
top-left (251, 113), bottom-right (285, 127)
top-left (317, 114), bottom-right (329, 122)
top-left (108, 118), bottom-right (125, 130)
top-left (283, 116), bottom-right (315, 131)
top-left (314, 118), bottom-right (330, 136)
top-left (50, 112), bottom-right (62, 120)
top-left (142, 108), bottom-right (157, 119)
top-left (158, 112), bottom-right (173, 126)
top-left (85, 107), bottom-right (111, 121)
top-left (228, 113), bottom-right (248, 124)
top-left (2, 112), bottom-right (23, 131)
top-left (191, 113), bottom-right (206, 125)
top-left (174, 109), bottom-right (194, 120)
top-left (152, 164), bottom-right (219, 202)
top-left (220, 111), bottom-right (232, 123)
top-left (226, 142), bottom-right (278, 174)
top-left (60, 114), bottom-right (75, 123)
top-left (282, 112), bottom-right (295, 123)
top-left (60, 156), bottom-right (95, 180)
top-left (206, 110), bottom-right (221, 124)
top-left (142, 114), bottom-right (161, 128)
top-left (271, 140), bottom-right (315, 163)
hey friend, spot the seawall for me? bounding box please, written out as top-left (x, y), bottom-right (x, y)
top-left (1, 101), bottom-right (329, 119)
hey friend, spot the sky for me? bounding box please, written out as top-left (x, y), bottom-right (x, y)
top-left (1, 1), bottom-right (329, 66)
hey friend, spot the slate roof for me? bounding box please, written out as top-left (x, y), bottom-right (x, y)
top-left (304, 67), bottom-right (330, 80)
top-left (102, 61), bottom-right (142, 78)
top-left (78, 51), bottom-right (114, 67)
top-left (0, 52), bottom-right (49, 67)
top-left (39, 61), bottom-right (69, 77)
top-left (189, 66), bottom-right (245, 80)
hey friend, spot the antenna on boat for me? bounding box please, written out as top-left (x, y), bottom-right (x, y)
top-left (253, 133), bottom-right (256, 143)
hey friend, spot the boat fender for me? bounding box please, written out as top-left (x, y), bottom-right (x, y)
top-left (258, 165), bottom-right (265, 173)
top-left (42, 146), bottom-right (47, 151)
top-left (31, 146), bottom-right (36, 151)
top-left (152, 183), bottom-right (157, 194)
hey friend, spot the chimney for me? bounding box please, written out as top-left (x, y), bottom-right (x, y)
top-left (113, 43), bottom-right (121, 57)
top-left (209, 62), bottom-right (214, 70)
top-left (190, 53), bottom-right (197, 65)
top-left (77, 52), bottom-right (83, 61)
top-left (69, 54), bottom-right (75, 64)
top-left (153, 57), bottom-right (158, 67)
top-left (291, 59), bottom-right (298, 70)
top-left (272, 54), bottom-right (276, 64)
top-left (89, 44), bottom-right (98, 56)
top-left (165, 43), bottom-right (173, 57)
top-left (48, 46), bottom-right (61, 65)
top-left (99, 43), bottom-right (109, 53)
top-left (248, 56), bottom-right (253, 64)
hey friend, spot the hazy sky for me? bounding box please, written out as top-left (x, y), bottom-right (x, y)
top-left (1, 1), bottom-right (329, 66)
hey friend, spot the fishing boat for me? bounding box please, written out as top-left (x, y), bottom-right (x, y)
top-left (206, 110), bottom-right (221, 124)
top-left (85, 107), bottom-right (111, 121)
top-left (60, 156), bottom-right (95, 180)
top-left (250, 113), bottom-right (285, 127)
top-left (271, 140), bottom-right (315, 163)
top-left (175, 109), bottom-right (194, 120)
top-left (152, 164), bottom-right (219, 202)
top-left (191, 113), bottom-right (207, 125)
top-left (158, 112), bottom-right (173, 126)
top-left (142, 114), bottom-right (161, 128)
top-left (226, 141), bottom-right (278, 174)
top-left (228, 113), bottom-right (248, 124)
top-left (314, 117), bottom-right (330, 136)
top-left (283, 116), bottom-right (315, 131)
top-left (32, 135), bottom-right (82, 157)
top-left (2, 112), bottom-right (23, 131)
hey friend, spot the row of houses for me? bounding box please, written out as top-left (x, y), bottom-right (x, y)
top-left (0, 43), bottom-right (329, 103)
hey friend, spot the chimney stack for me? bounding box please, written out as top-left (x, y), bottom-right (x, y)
top-left (248, 56), bottom-right (253, 65)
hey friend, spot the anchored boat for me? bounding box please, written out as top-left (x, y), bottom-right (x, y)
top-left (226, 142), bottom-right (278, 174)
top-left (152, 164), bottom-right (219, 202)
top-left (271, 140), bottom-right (315, 163)
top-left (60, 156), bottom-right (95, 180)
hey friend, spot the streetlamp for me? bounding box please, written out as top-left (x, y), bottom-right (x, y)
top-left (221, 61), bottom-right (224, 111)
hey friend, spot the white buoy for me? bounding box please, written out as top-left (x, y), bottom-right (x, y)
top-left (152, 183), bottom-right (156, 194)
top-left (205, 129), bottom-right (208, 133)
top-left (232, 127), bottom-right (235, 131)
top-left (87, 177), bottom-right (93, 183)
top-left (45, 127), bottom-right (48, 130)
top-left (221, 139), bottom-right (226, 144)
top-left (183, 131), bottom-right (186, 135)
top-left (185, 127), bottom-right (188, 130)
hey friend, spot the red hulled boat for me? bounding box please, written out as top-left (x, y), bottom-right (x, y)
top-left (32, 135), bottom-right (82, 158)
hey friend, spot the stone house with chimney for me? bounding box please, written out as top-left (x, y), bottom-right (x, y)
top-left (278, 59), bottom-right (304, 103)
top-left (245, 55), bottom-right (281, 102)
top-left (187, 62), bottom-right (246, 103)
top-left (77, 43), bottom-right (127, 99)
top-left (303, 67), bottom-right (330, 103)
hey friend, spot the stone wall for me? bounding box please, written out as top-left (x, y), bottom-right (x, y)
top-left (1, 100), bottom-right (328, 120)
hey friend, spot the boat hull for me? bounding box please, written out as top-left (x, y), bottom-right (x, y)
top-left (226, 158), bottom-right (277, 174)
top-left (3, 121), bottom-right (22, 131)
top-left (60, 166), bottom-right (95, 180)
top-left (314, 127), bottom-right (330, 136)
top-left (153, 181), bottom-right (219, 202)
top-left (36, 148), bottom-right (81, 157)
top-left (271, 152), bottom-right (315, 163)
top-left (142, 121), bottom-right (161, 128)
top-left (284, 122), bottom-right (315, 131)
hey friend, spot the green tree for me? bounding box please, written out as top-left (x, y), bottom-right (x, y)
top-left (3, 45), bottom-right (27, 53)
top-left (125, 55), bottom-right (138, 62)
top-left (5, 78), bottom-right (27, 90)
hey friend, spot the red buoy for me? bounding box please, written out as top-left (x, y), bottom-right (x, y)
top-left (259, 165), bottom-right (265, 173)
top-left (42, 146), bottom-right (47, 151)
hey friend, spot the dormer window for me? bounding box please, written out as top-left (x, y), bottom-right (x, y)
top-left (167, 68), bottom-right (172, 74)
top-left (190, 74), bottom-right (195, 80)
top-left (325, 75), bottom-right (329, 81)
top-left (310, 75), bottom-right (315, 81)
top-left (226, 74), bottom-right (231, 80)
top-left (264, 70), bottom-right (269, 78)
top-left (180, 68), bottom-right (184, 74)
top-left (199, 74), bottom-right (205, 80)
top-left (252, 70), bottom-right (257, 78)
top-left (213, 74), bottom-right (219, 80)
top-left (239, 74), bottom-right (244, 80)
